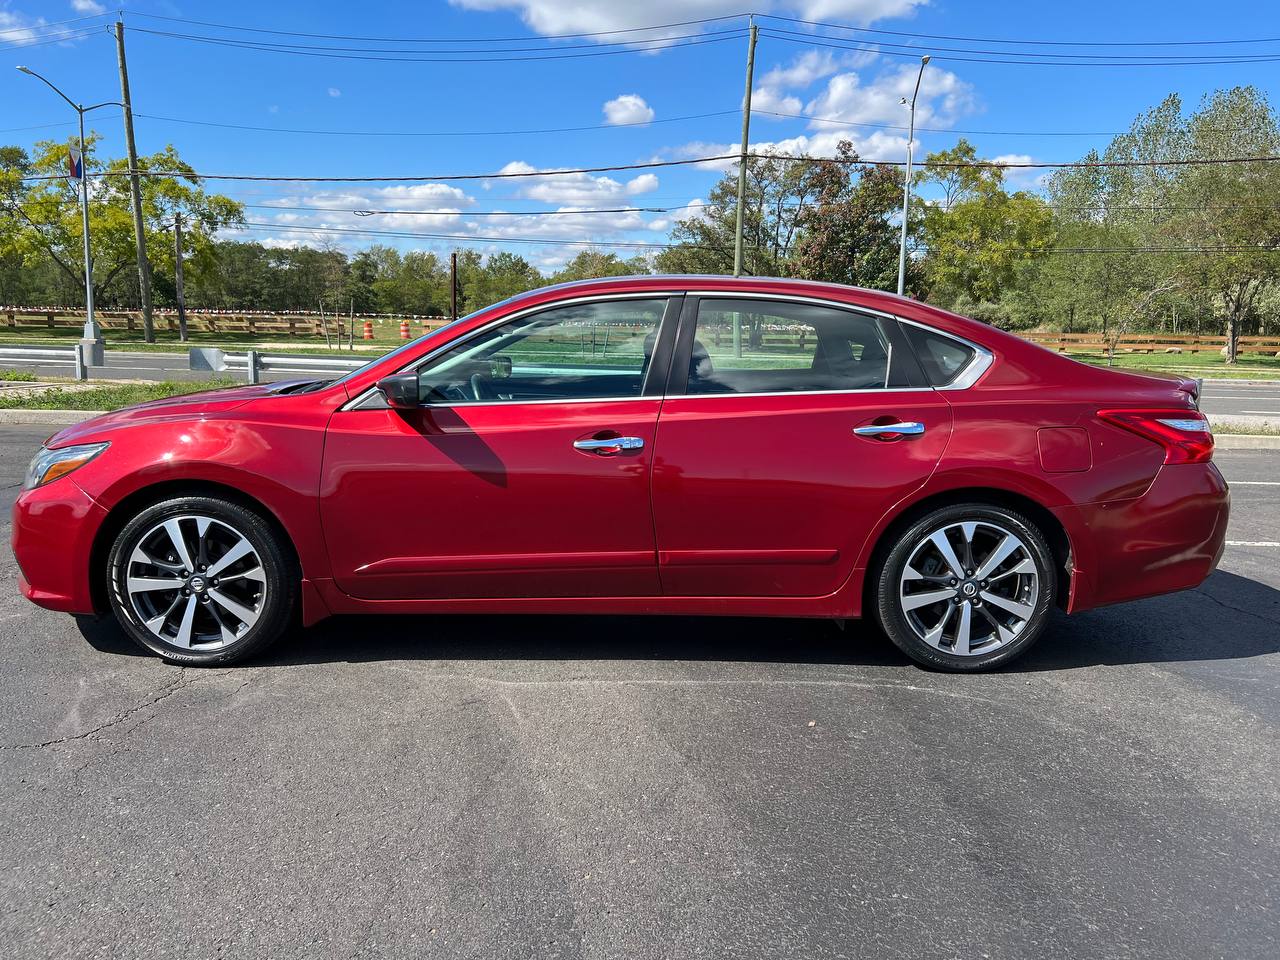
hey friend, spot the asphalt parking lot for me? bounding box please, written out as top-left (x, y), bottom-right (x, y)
top-left (0, 424), bottom-right (1276, 960)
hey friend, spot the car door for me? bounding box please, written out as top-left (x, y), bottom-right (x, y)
top-left (650, 295), bottom-right (954, 598)
top-left (320, 294), bottom-right (680, 600)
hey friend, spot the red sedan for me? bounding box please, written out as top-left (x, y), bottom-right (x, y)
top-left (12, 276), bottom-right (1229, 671)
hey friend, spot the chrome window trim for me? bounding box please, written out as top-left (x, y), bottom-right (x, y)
top-left (341, 287), bottom-right (994, 411)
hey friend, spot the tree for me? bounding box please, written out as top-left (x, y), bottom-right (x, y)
top-left (790, 141), bottom-right (908, 292)
top-left (916, 139), bottom-right (1055, 310)
top-left (657, 152), bottom-right (813, 276)
top-left (0, 139), bottom-right (244, 311)
top-left (549, 249), bottom-right (650, 284)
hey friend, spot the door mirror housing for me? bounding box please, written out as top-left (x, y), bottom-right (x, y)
top-left (375, 373), bottom-right (421, 409)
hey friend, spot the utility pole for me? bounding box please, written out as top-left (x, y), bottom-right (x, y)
top-left (173, 213), bottom-right (188, 342)
top-left (731, 19), bottom-right (758, 280)
top-left (450, 251), bottom-right (458, 322)
top-left (115, 21), bottom-right (155, 343)
top-left (896, 54), bottom-right (930, 298)
top-left (15, 65), bottom-right (120, 365)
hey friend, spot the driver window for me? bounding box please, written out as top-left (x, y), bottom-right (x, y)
top-left (416, 299), bottom-right (668, 404)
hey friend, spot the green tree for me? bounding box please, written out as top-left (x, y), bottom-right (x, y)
top-left (550, 249), bottom-right (650, 283)
top-left (657, 152), bottom-right (813, 276)
top-left (0, 138), bottom-right (244, 310)
top-left (916, 139), bottom-right (1055, 311)
top-left (790, 141), bottom-right (908, 292)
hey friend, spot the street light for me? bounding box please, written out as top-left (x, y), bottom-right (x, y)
top-left (16, 65), bottom-right (123, 360)
top-left (896, 54), bottom-right (930, 298)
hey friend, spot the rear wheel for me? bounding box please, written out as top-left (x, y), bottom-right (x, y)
top-left (875, 503), bottom-right (1056, 671)
top-left (106, 496), bottom-right (296, 665)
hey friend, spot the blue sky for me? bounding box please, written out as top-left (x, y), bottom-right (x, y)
top-left (4, 0), bottom-right (1280, 270)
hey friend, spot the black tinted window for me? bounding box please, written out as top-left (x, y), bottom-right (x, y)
top-left (686, 299), bottom-right (891, 396)
top-left (903, 324), bottom-right (976, 386)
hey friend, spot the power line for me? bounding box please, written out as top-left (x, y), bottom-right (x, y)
top-left (133, 109), bottom-right (740, 138)
top-left (129, 25), bottom-right (748, 56)
top-left (233, 220), bottom-right (694, 250)
top-left (755, 14), bottom-right (1280, 48)
top-left (21, 150), bottom-right (1280, 185)
top-left (131, 26), bottom-right (747, 63)
top-left (0, 26), bottom-right (106, 49)
top-left (120, 10), bottom-right (746, 43)
top-left (762, 30), bottom-right (1280, 66)
top-left (0, 12), bottom-right (110, 37)
top-left (761, 25), bottom-right (1280, 63)
top-left (242, 203), bottom-right (677, 217)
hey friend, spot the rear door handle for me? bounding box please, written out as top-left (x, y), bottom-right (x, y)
top-left (853, 421), bottom-right (925, 438)
top-left (573, 436), bottom-right (645, 455)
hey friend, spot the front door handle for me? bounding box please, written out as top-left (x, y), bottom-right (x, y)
top-left (853, 421), bottom-right (926, 439)
top-left (573, 436), bottom-right (645, 455)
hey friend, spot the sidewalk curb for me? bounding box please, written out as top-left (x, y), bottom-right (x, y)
top-left (1215, 434), bottom-right (1280, 450)
top-left (0, 409), bottom-right (106, 425)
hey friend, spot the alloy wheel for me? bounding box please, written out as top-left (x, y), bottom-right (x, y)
top-left (124, 514), bottom-right (267, 650)
top-left (897, 520), bottom-right (1040, 657)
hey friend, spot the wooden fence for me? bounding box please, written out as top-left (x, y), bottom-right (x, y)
top-left (1020, 332), bottom-right (1280, 356)
top-left (2, 308), bottom-right (451, 338)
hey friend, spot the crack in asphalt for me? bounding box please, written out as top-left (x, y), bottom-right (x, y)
top-left (1193, 586), bottom-right (1280, 629)
top-left (0, 668), bottom-right (194, 751)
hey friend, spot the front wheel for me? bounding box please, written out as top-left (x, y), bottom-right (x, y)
top-left (875, 503), bottom-right (1056, 672)
top-left (106, 496), bottom-right (297, 665)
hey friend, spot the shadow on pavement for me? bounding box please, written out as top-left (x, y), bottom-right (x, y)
top-left (75, 569), bottom-right (1279, 672)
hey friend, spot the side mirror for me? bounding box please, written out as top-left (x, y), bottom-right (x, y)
top-left (375, 373), bottom-right (421, 409)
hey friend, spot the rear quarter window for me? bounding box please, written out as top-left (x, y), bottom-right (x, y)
top-left (903, 324), bottom-right (977, 386)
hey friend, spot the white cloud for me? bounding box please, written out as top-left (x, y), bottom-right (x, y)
top-left (0, 10), bottom-right (44, 44)
top-left (602, 94), bottom-right (654, 126)
top-left (449, 1), bottom-right (927, 40)
top-left (804, 61), bottom-right (975, 132)
top-left (327, 87), bottom-right (342, 98)
top-left (493, 161), bottom-right (659, 205)
top-left (70, 0), bottom-right (106, 13)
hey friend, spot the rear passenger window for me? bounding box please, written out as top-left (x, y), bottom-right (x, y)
top-left (903, 324), bottom-right (976, 386)
top-left (687, 299), bottom-right (891, 395)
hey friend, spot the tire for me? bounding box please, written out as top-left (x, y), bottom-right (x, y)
top-left (874, 503), bottom-right (1056, 672)
top-left (106, 496), bottom-right (297, 666)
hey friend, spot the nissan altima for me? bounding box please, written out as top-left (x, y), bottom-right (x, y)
top-left (13, 276), bottom-right (1230, 671)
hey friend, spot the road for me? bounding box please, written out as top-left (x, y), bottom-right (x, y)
top-left (1196, 379), bottom-right (1280, 419)
top-left (0, 424), bottom-right (1276, 960)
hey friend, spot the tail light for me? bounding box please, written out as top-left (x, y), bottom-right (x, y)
top-left (1097, 409), bottom-right (1214, 464)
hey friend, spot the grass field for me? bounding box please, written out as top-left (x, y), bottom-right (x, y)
top-left (1062, 350), bottom-right (1280, 379)
top-left (0, 379), bottom-right (238, 411)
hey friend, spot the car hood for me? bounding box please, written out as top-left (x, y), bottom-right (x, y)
top-left (46, 381), bottom-right (301, 448)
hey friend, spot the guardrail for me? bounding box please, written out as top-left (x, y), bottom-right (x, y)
top-left (190, 348), bottom-right (366, 384)
top-left (0, 343), bottom-right (88, 380)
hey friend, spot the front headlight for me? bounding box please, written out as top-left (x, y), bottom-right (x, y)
top-left (23, 442), bottom-right (109, 491)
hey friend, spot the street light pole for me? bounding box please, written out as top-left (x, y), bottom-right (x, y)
top-left (16, 66), bottom-right (122, 362)
top-left (896, 54), bottom-right (930, 298)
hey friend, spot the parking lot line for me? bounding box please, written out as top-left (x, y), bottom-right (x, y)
top-left (1225, 540), bottom-right (1280, 546)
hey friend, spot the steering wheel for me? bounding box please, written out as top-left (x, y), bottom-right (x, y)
top-left (469, 373), bottom-right (488, 401)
